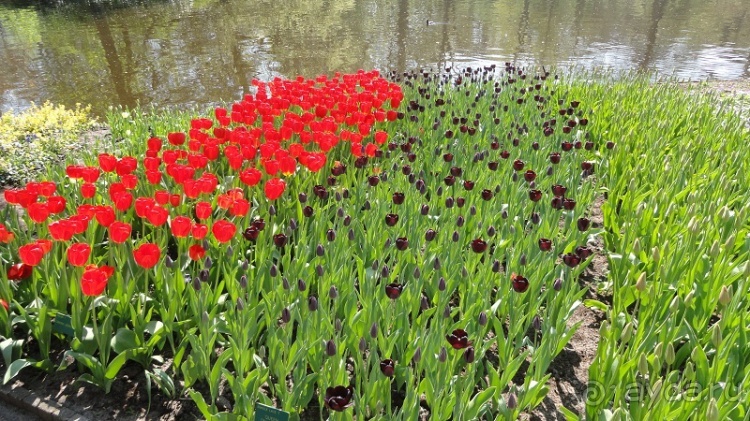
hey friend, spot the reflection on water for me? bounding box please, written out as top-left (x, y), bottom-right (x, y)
top-left (0, 0), bottom-right (749, 115)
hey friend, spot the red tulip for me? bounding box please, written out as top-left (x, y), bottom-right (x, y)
top-left (168, 132), bottom-right (186, 146)
top-left (239, 168), bottom-right (262, 186)
top-left (134, 243), bottom-right (161, 269)
top-left (27, 202), bottom-right (50, 223)
top-left (146, 206), bottom-right (169, 226)
top-left (212, 220), bottom-right (237, 243)
top-left (192, 224), bottom-right (208, 240)
top-left (7, 263), bottom-right (32, 281)
top-left (195, 202), bottom-right (213, 220)
top-left (95, 206), bottom-right (116, 228)
top-left (229, 199), bottom-right (250, 217)
top-left (19, 243), bottom-right (46, 266)
top-left (98, 153), bottom-right (117, 172)
top-left (264, 178), bottom-right (286, 200)
top-left (67, 243), bottom-right (91, 267)
top-left (188, 244), bottom-right (206, 261)
top-left (170, 216), bottom-right (193, 238)
top-left (81, 264), bottom-right (114, 296)
top-left (0, 224), bottom-right (14, 243)
top-left (108, 221), bottom-right (132, 244)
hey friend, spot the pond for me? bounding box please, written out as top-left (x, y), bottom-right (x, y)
top-left (1, 0), bottom-right (749, 116)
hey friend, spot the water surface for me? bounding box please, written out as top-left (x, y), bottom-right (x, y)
top-left (1, 0), bottom-right (749, 115)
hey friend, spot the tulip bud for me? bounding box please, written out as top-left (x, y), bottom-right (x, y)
top-left (438, 346), bottom-right (447, 363)
top-left (478, 311), bottom-right (488, 326)
top-left (325, 339), bottom-right (337, 356)
top-left (620, 322), bottom-right (633, 343)
top-left (632, 238), bottom-right (641, 255)
top-left (298, 278), bottom-right (306, 291)
top-left (241, 260), bottom-right (249, 272)
top-left (438, 277), bottom-right (446, 291)
top-left (487, 225), bottom-right (496, 237)
top-left (519, 254), bottom-right (527, 266)
top-left (665, 343), bottom-right (675, 365)
top-left (553, 278), bottom-right (563, 291)
top-left (711, 324), bottom-right (722, 349)
top-left (165, 256), bottom-right (174, 269)
top-left (652, 247), bottom-right (660, 263)
top-left (201, 311), bottom-right (209, 326)
top-left (443, 305), bottom-right (451, 318)
top-left (706, 398), bottom-right (719, 421)
top-left (381, 265), bottom-right (390, 278)
top-left (370, 322), bottom-right (378, 339)
top-left (725, 234), bottom-right (735, 251)
top-left (506, 392), bottom-right (517, 410)
top-left (683, 362), bottom-right (694, 380)
top-left (335, 318), bottom-right (342, 332)
top-left (192, 276), bottom-right (201, 291)
top-left (635, 272), bottom-right (647, 292)
top-left (226, 245), bottom-right (234, 258)
top-left (420, 295), bottom-right (429, 310)
top-left (492, 260), bottom-right (501, 273)
top-left (463, 346), bottom-right (475, 363)
top-left (199, 269), bottom-right (209, 282)
top-left (289, 218), bottom-right (298, 230)
top-left (316, 264), bottom-right (324, 277)
top-left (718, 285), bottom-right (732, 306)
top-left (282, 277), bottom-right (290, 290)
top-left (236, 297), bottom-right (245, 312)
top-left (654, 343), bottom-right (663, 359)
top-left (348, 228), bottom-right (355, 241)
top-left (638, 354), bottom-right (649, 376)
top-left (414, 267), bottom-right (421, 279)
top-left (316, 244), bottom-right (325, 257)
top-left (532, 315), bottom-right (541, 331)
top-left (359, 337), bottom-right (367, 353)
top-left (239, 274), bottom-right (248, 289)
top-left (269, 264), bottom-right (278, 277)
top-left (281, 307), bottom-right (291, 323)
top-left (412, 347), bottom-right (422, 364)
top-left (269, 205), bottom-right (276, 215)
top-left (709, 240), bottom-right (720, 258)
top-left (204, 256), bottom-right (213, 269)
top-left (307, 296), bottom-right (318, 312)
top-left (433, 257), bottom-right (441, 270)
top-left (669, 296), bottom-right (680, 313)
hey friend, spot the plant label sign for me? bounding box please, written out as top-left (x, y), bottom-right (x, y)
top-left (255, 403), bottom-right (289, 421)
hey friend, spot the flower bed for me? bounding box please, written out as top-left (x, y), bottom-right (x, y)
top-left (2, 68), bottom-right (748, 421)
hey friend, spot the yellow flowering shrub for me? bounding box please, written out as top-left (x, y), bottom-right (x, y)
top-left (0, 102), bottom-right (97, 185)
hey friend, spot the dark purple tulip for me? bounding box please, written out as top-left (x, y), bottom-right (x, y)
top-left (281, 307), bottom-right (291, 323)
top-left (513, 159), bottom-right (525, 171)
top-left (488, 161), bottom-right (499, 171)
top-left (585, 141), bottom-right (594, 150)
top-left (385, 283), bottom-right (404, 299)
top-left (552, 184), bottom-right (567, 197)
top-left (331, 163), bottom-right (346, 176)
top-left (444, 175), bottom-right (456, 186)
top-left (581, 161), bottom-right (594, 172)
top-left (563, 198), bottom-right (576, 210)
top-left (532, 141), bottom-right (540, 150)
top-left (511, 274), bottom-right (529, 293)
top-left (438, 277), bottom-right (446, 291)
top-left (577, 217), bottom-right (591, 231)
top-left (524, 170), bottom-right (536, 182)
top-left (551, 196), bottom-right (563, 210)
top-left (401, 165), bottom-right (411, 175)
top-left (298, 192), bottom-right (308, 203)
top-left (539, 238), bottom-right (552, 251)
top-left (393, 192), bottom-right (405, 204)
top-left (421, 205), bottom-right (429, 215)
top-left (463, 180), bottom-right (475, 191)
top-left (549, 152), bottom-right (561, 164)
top-left (456, 216), bottom-right (465, 227)
top-left (243, 226), bottom-right (260, 241)
top-left (456, 197), bottom-right (465, 208)
top-left (395, 237), bottom-right (409, 251)
top-left (370, 322), bottom-right (378, 338)
top-left (529, 189), bottom-right (542, 202)
top-left (324, 386), bottom-right (354, 412)
top-left (561, 141), bottom-right (573, 151)
top-left (303, 206), bottom-right (314, 217)
top-left (313, 185), bottom-right (329, 199)
top-left (478, 312), bottom-right (488, 326)
top-left (481, 189), bottom-right (493, 201)
top-left (553, 278), bottom-right (563, 291)
top-left (501, 150), bottom-right (510, 159)
top-left (452, 231), bottom-right (460, 242)
top-left (575, 246), bottom-right (593, 259)
top-left (445, 196), bottom-right (454, 208)
top-left (425, 229), bottom-right (437, 242)
top-left (491, 140), bottom-right (500, 150)
top-left (385, 213), bottom-right (399, 227)
top-left (446, 329), bottom-right (472, 349)
top-left (470, 239), bottom-right (488, 253)
top-left (443, 153), bottom-right (453, 162)
top-left (380, 359), bottom-right (396, 377)
top-left (562, 253), bottom-right (581, 267)
top-left (327, 229), bottom-right (336, 242)
top-left (368, 175), bottom-right (380, 187)
top-left (606, 141), bottom-right (616, 149)
top-left (273, 233), bottom-right (287, 248)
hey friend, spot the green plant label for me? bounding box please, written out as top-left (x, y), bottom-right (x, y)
top-left (255, 403), bottom-right (289, 421)
top-left (52, 314), bottom-right (74, 337)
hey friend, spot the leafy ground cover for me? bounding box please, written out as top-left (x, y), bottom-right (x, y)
top-left (0, 68), bottom-right (749, 421)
